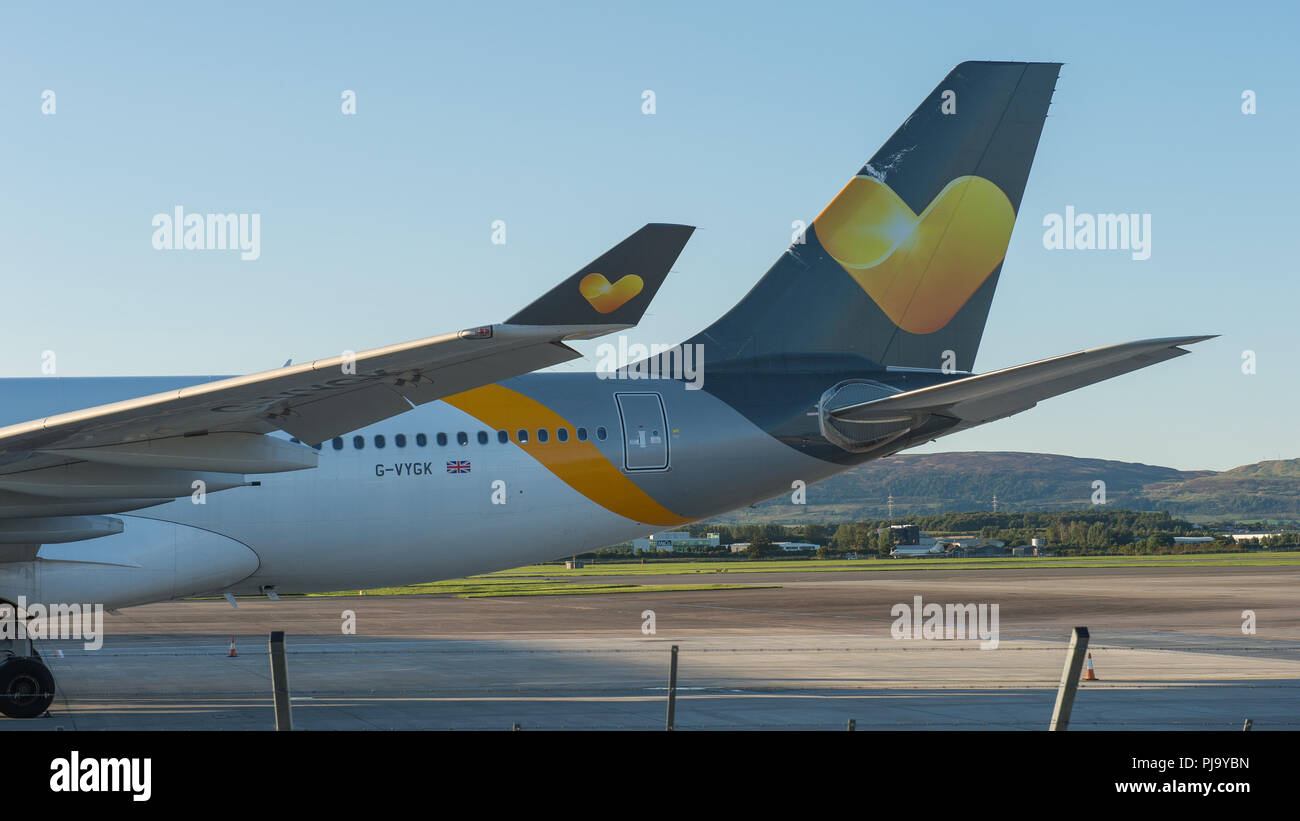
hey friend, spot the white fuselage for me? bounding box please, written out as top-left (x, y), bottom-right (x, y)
top-left (0, 374), bottom-right (843, 610)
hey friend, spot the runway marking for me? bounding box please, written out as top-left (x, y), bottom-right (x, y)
top-left (673, 601), bottom-right (883, 621)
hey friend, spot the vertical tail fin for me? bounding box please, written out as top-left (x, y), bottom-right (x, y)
top-left (689, 61), bottom-right (1060, 374)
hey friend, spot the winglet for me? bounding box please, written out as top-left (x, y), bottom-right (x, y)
top-left (505, 223), bottom-right (694, 327)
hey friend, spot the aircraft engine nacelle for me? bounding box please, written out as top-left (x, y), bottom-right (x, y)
top-left (817, 379), bottom-right (917, 453)
top-left (0, 516), bottom-right (259, 612)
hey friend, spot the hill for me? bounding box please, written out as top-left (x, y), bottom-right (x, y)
top-left (1136, 458), bottom-right (1300, 519)
top-left (704, 451), bottom-right (1298, 524)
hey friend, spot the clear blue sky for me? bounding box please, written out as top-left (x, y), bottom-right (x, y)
top-left (2, 1), bottom-right (1296, 471)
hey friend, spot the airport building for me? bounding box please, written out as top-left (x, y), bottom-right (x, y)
top-left (958, 542), bottom-right (1007, 557)
top-left (776, 541), bottom-right (820, 552)
top-left (889, 529), bottom-right (1007, 557)
top-left (632, 531), bottom-right (721, 552)
top-left (728, 541), bottom-right (820, 553)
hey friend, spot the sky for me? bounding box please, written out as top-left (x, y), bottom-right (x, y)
top-left (2, 0), bottom-right (1297, 471)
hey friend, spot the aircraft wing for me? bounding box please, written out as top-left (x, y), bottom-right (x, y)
top-left (0, 323), bottom-right (617, 457)
top-left (0, 223), bottom-right (694, 488)
top-left (830, 335), bottom-right (1214, 432)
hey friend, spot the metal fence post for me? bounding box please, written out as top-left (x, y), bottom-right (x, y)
top-left (665, 645), bottom-right (679, 731)
top-left (1049, 626), bottom-right (1089, 731)
top-left (269, 630), bottom-right (292, 731)
top-left (847, 718), bottom-right (856, 731)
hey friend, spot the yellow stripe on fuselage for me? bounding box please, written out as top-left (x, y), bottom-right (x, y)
top-left (441, 384), bottom-right (690, 528)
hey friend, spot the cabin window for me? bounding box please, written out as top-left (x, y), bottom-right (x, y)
top-left (395, 434), bottom-right (407, 448)
top-left (576, 427), bottom-right (588, 441)
top-left (457, 432), bottom-right (469, 446)
top-left (596, 426), bottom-right (608, 441)
top-left (353, 435), bottom-right (365, 450)
top-left (332, 437), bottom-right (344, 451)
top-left (374, 435), bottom-right (386, 449)
top-left (537, 429), bottom-right (549, 443)
top-left (416, 433), bottom-right (428, 447)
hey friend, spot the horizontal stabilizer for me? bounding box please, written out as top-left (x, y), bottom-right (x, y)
top-left (831, 336), bottom-right (1214, 430)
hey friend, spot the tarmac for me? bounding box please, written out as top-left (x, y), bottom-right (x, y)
top-left (9, 564), bottom-right (1299, 730)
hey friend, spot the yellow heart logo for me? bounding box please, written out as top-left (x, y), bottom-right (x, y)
top-left (579, 273), bottom-right (644, 314)
top-left (813, 175), bottom-right (1015, 334)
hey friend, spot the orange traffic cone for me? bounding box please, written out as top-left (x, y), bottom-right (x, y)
top-left (228, 637), bottom-right (238, 658)
top-left (1083, 651), bottom-right (1098, 681)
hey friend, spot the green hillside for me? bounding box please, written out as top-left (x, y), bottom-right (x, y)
top-left (707, 452), bottom-right (1298, 525)
top-left (1137, 458), bottom-right (1300, 519)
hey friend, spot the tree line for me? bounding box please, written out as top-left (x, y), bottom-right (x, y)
top-left (585, 510), bottom-right (1299, 559)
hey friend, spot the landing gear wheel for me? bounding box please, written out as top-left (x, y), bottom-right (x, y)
top-left (0, 657), bottom-right (55, 718)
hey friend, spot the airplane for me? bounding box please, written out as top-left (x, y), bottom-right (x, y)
top-left (0, 61), bottom-right (1209, 717)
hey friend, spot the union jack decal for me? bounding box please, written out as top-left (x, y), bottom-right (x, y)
top-left (445, 460), bottom-right (471, 474)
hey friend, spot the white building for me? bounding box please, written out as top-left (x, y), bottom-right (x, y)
top-left (632, 531), bottom-right (721, 552)
top-left (728, 541), bottom-right (820, 553)
top-left (776, 541), bottom-right (819, 552)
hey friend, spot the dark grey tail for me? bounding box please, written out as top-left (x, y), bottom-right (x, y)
top-left (687, 61), bottom-right (1060, 374)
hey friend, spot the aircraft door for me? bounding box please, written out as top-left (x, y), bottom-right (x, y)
top-left (615, 392), bottom-right (669, 470)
